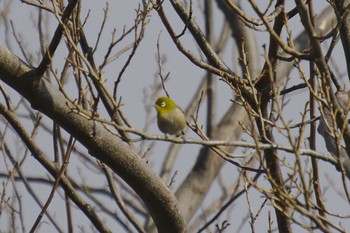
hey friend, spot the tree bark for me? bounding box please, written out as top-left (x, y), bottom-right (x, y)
top-left (0, 45), bottom-right (187, 233)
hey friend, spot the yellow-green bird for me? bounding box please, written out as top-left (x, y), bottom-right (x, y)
top-left (155, 96), bottom-right (186, 136)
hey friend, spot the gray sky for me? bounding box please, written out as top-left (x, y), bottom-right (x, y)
top-left (1, 1), bottom-right (349, 232)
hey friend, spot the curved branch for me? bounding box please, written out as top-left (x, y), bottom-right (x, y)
top-left (0, 45), bottom-right (186, 233)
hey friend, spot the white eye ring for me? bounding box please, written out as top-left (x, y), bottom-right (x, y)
top-left (160, 101), bottom-right (166, 107)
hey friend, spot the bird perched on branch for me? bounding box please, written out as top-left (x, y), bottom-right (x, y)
top-left (155, 96), bottom-right (186, 136)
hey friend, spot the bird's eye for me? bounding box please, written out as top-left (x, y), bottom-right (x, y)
top-left (160, 101), bottom-right (166, 107)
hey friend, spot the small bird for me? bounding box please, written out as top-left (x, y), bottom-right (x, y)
top-left (155, 96), bottom-right (186, 136)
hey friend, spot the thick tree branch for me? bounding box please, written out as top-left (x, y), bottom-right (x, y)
top-left (332, 0), bottom-right (350, 83)
top-left (0, 45), bottom-right (186, 233)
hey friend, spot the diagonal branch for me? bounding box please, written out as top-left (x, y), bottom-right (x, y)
top-left (36, 0), bottom-right (78, 76)
top-left (0, 45), bottom-right (186, 233)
